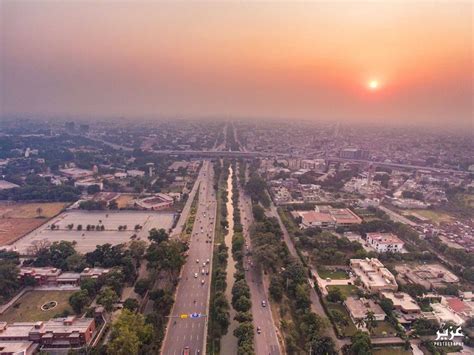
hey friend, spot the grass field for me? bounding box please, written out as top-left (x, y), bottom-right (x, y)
top-left (0, 290), bottom-right (75, 322)
top-left (407, 209), bottom-right (453, 225)
top-left (0, 202), bottom-right (67, 245)
top-left (317, 266), bottom-right (349, 280)
top-left (326, 284), bottom-right (358, 298)
top-left (326, 302), bottom-right (358, 337)
top-left (373, 320), bottom-right (397, 336)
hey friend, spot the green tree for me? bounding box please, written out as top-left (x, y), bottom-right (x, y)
top-left (97, 286), bottom-right (119, 312)
top-left (108, 310), bottom-right (152, 355)
top-left (134, 278), bottom-right (151, 297)
top-left (148, 228), bottom-right (169, 244)
top-left (123, 298), bottom-right (140, 312)
top-left (350, 331), bottom-right (372, 355)
top-left (327, 287), bottom-right (346, 303)
top-left (364, 311), bottom-right (377, 334)
top-left (309, 336), bottom-right (337, 355)
top-left (69, 290), bottom-right (91, 314)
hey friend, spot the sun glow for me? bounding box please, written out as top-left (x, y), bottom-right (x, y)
top-left (368, 80), bottom-right (379, 90)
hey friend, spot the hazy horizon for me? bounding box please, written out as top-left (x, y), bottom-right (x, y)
top-left (1, 1), bottom-right (472, 128)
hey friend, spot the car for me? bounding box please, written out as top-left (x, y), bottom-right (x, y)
top-left (206, 259), bottom-right (210, 264)
top-left (183, 346), bottom-right (190, 355)
top-left (257, 326), bottom-right (262, 334)
top-left (261, 300), bottom-right (266, 307)
top-left (201, 279), bottom-right (205, 285)
top-left (196, 259), bottom-right (199, 263)
top-left (206, 270), bottom-right (209, 275)
top-left (194, 273), bottom-right (198, 278)
top-left (201, 268), bottom-right (205, 275)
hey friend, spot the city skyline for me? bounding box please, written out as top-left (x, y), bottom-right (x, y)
top-left (1, 1), bottom-right (472, 128)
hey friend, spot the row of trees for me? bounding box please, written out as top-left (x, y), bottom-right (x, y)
top-left (207, 160), bottom-right (231, 353)
top-left (231, 162), bottom-right (255, 354)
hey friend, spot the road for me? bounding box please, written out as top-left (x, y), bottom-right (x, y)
top-left (268, 203), bottom-right (349, 351)
top-left (240, 187), bottom-right (281, 355)
top-left (171, 165), bottom-right (205, 238)
top-left (378, 205), bottom-right (418, 227)
top-left (161, 161), bottom-right (217, 355)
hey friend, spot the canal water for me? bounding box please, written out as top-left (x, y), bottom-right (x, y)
top-left (220, 165), bottom-right (238, 354)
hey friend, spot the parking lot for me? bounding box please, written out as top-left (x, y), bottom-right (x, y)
top-left (10, 210), bottom-right (175, 254)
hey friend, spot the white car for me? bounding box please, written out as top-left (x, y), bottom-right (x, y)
top-left (194, 273), bottom-right (198, 278)
top-left (196, 259), bottom-right (199, 263)
top-left (206, 259), bottom-right (210, 264)
top-left (201, 279), bottom-right (205, 285)
top-left (201, 269), bottom-right (205, 275)
top-left (261, 300), bottom-right (266, 307)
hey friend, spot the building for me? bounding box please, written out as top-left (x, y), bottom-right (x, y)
top-left (300, 211), bottom-right (335, 229)
top-left (298, 207), bottom-right (362, 229)
top-left (133, 193), bottom-right (174, 210)
top-left (350, 258), bottom-right (398, 293)
top-left (18, 268), bottom-right (62, 286)
top-left (19, 267), bottom-right (110, 287)
top-left (395, 264), bottom-right (459, 290)
top-left (74, 178), bottom-right (103, 191)
top-left (381, 292), bottom-right (421, 314)
top-left (344, 297), bottom-right (386, 328)
top-left (0, 341), bottom-right (38, 355)
top-left (0, 181), bottom-right (20, 190)
top-left (126, 169), bottom-right (145, 178)
top-left (59, 168), bottom-right (94, 180)
top-left (366, 233), bottom-right (405, 253)
top-left (0, 317), bottom-right (96, 349)
top-left (339, 148), bottom-right (370, 160)
top-left (329, 208), bottom-right (362, 228)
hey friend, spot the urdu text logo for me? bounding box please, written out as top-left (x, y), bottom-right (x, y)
top-left (433, 324), bottom-right (464, 348)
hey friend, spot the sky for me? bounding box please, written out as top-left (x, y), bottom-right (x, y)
top-left (1, 1), bottom-right (472, 127)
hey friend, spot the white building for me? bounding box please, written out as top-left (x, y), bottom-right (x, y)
top-left (366, 233), bottom-right (404, 253)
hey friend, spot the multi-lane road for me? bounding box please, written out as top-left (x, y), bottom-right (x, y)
top-left (239, 186), bottom-right (281, 355)
top-left (161, 161), bottom-right (217, 355)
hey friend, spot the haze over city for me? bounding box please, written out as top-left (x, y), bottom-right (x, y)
top-left (1, 1), bottom-right (472, 128)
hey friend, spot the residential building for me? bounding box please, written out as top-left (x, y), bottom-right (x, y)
top-left (344, 297), bottom-right (386, 328)
top-left (381, 292), bottom-right (421, 314)
top-left (350, 258), bottom-right (398, 293)
top-left (366, 233), bottom-right (405, 253)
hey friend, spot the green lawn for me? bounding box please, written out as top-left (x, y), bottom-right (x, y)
top-left (326, 302), bottom-right (358, 337)
top-left (0, 290), bottom-right (75, 322)
top-left (372, 320), bottom-right (398, 337)
top-left (317, 266), bottom-right (349, 280)
top-left (326, 284), bottom-right (358, 298)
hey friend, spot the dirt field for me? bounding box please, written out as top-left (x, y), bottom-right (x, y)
top-left (115, 194), bottom-right (136, 209)
top-left (0, 202), bottom-right (68, 245)
top-left (0, 290), bottom-right (75, 322)
top-left (0, 202), bottom-right (67, 219)
top-left (11, 210), bottom-right (175, 254)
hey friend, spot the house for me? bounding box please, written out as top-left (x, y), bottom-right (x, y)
top-left (344, 297), bottom-right (386, 328)
top-left (0, 317), bottom-right (96, 348)
top-left (350, 258), bottom-right (398, 293)
top-left (59, 168), bottom-right (94, 180)
top-left (366, 233), bottom-right (404, 253)
top-left (381, 292), bottom-right (421, 314)
top-left (126, 170), bottom-right (145, 178)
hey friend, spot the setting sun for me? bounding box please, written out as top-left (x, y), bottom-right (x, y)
top-left (368, 80), bottom-right (379, 90)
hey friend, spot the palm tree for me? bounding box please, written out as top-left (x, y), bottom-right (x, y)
top-left (365, 311), bottom-right (377, 335)
top-left (355, 317), bottom-right (365, 329)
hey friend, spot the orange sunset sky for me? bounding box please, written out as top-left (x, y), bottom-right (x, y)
top-left (1, 1), bottom-right (472, 127)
